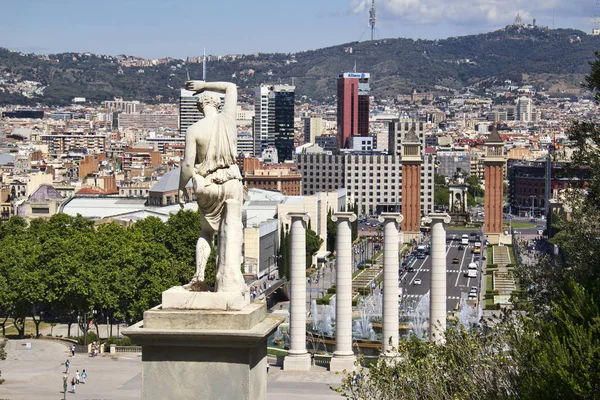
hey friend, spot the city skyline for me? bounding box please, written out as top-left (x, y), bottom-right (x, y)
top-left (0, 0), bottom-right (596, 59)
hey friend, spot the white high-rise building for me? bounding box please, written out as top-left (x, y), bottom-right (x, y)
top-left (517, 97), bottom-right (533, 122)
top-left (254, 86), bottom-right (272, 156)
top-left (179, 89), bottom-right (202, 137)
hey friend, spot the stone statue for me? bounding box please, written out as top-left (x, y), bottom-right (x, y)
top-left (178, 81), bottom-right (246, 293)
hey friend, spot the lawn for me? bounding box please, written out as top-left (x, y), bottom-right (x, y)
top-left (3, 320), bottom-right (51, 337)
top-left (509, 222), bottom-right (536, 229)
top-left (486, 274), bottom-right (493, 292)
top-left (487, 247), bottom-right (493, 266)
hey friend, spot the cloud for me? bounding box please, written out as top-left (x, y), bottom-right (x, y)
top-left (354, 0), bottom-right (563, 25)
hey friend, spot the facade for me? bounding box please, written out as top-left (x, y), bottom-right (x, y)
top-left (297, 152), bottom-right (435, 217)
top-left (117, 113), bottom-right (178, 130)
top-left (437, 151), bottom-right (471, 177)
top-left (244, 169), bottom-right (302, 196)
top-left (17, 184), bottom-right (64, 220)
top-left (179, 89), bottom-right (203, 137)
top-left (315, 135), bottom-right (337, 153)
top-left (401, 128), bottom-right (422, 240)
top-left (484, 129), bottom-right (505, 243)
top-left (121, 147), bottom-right (162, 178)
top-left (337, 72), bottom-right (370, 149)
top-left (253, 85), bottom-right (296, 161)
top-left (303, 117), bottom-right (325, 144)
top-left (41, 133), bottom-right (107, 155)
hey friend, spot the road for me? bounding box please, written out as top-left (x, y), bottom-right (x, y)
top-left (399, 233), bottom-right (485, 313)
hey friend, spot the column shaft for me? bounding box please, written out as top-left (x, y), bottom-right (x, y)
top-left (334, 218), bottom-right (353, 356)
top-left (380, 214), bottom-right (402, 353)
top-left (429, 215), bottom-right (449, 343)
top-left (289, 216), bottom-right (307, 355)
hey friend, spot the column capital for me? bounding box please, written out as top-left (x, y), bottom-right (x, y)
top-left (423, 213), bottom-right (451, 224)
top-left (285, 212), bottom-right (309, 223)
top-left (378, 212), bottom-right (404, 224)
top-left (331, 211), bottom-right (357, 223)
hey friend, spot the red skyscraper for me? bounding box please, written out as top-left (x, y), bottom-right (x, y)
top-left (337, 73), bottom-right (370, 149)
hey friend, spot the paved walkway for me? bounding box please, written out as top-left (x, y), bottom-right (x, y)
top-left (0, 339), bottom-right (344, 399)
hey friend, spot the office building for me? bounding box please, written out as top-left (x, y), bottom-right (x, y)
top-left (253, 85), bottom-right (296, 161)
top-left (337, 73), bottom-right (370, 149)
top-left (179, 89), bottom-right (203, 137)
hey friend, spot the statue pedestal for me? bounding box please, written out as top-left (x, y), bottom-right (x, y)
top-left (123, 301), bottom-right (283, 400)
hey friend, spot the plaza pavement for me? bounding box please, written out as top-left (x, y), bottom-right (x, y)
top-left (0, 339), bottom-right (343, 400)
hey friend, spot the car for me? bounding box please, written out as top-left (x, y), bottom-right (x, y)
top-left (470, 286), bottom-right (478, 293)
top-left (458, 245), bottom-right (464, 250)
top-left (468, 292), bottom-right (477, 299)
top-left (416, 254), bottom-right (425, 259)
top-left (452, 257), bottom-right (459, 264)
top-left (407, 266), bottom-right (415, 272)
top-left (413, 278), bottom-right (422, 285)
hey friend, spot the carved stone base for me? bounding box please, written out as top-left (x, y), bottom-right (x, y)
top-left (485, 233), bottom-right (501, 245)
top-left (162, 286), bottom-right (250, 311)
top-left (283, 353), bottom-right (311, 371)
top-left (123, 302), bottom-right (284, 400)
top-left (403, 231), bottom-right (421, 244)
top-left (330, 355), bottom-right (356, 373)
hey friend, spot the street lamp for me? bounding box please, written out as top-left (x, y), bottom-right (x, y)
top-left (529, 195), bottom-right (536, 218)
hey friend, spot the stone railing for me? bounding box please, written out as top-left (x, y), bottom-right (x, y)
top-left (109, 344), bottom-right (142, 354)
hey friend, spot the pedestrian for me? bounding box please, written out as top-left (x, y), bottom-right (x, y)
top-left (266, 362), bottom-right (270, 374)
top-left (63, 373), bottom-right (68, 393)
top-left (71, 344), bottom-right (76, 357)
top-left (64, 359), bottom-right (70, 373)
top-left (71, 376), bottom-right (76, 393)
top-left (81, 369), bottom-right (87, 384)
top-left (76, 370), bottom-right (80, 384)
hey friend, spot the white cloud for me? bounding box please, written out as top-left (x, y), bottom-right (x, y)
top-left (355, 0), bottom-right (561, 25)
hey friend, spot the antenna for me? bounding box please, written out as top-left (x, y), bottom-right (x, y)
top-left (354, 60), bottom-right (357, 73)
top-left (186, 68), bottom-right (190, 81)
top-left (202, 47), bottom-right (207, 81)
top-left (369, 0), bottom-right (376, 41)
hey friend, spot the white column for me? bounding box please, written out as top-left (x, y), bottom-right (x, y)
top-left (330, 212), bottom-right (357, 372)
top-left (378, 213), bottom-right (403, 354)
top-left (283, 212), bottom-right (311, 371)
top-left (424, 213), bottom-right (451, 344)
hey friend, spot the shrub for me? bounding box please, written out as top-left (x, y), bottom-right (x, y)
top-left (103, 336), bottom-right (133, 347)
top-left (77, 331), bottom-right (99, 345)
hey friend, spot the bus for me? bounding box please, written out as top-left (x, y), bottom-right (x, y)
top-left (461, 234), bottom-right (469, 245)
top-left (417, 245), bottom-right (426, 259)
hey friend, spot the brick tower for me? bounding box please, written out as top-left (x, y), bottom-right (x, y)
top-left (484, 127), bottom-right (505, 244)
top-left (401, 127), bottom-right (422, 243)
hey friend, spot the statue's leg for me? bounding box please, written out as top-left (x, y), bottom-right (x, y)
top-left (195, 226), bottom-right (213, 281)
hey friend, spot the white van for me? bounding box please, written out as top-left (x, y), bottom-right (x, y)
top-left (461, 234), bottom-right (469, 245)
top-left (467, 269), bottom-right (478, 279)
top-left (468, 262), bottom-right (478, 270)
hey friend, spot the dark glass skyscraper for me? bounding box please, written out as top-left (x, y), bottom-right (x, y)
top-left (254, 85), bottom-right (295, 162)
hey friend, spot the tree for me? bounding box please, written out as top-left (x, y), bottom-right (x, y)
top-left (434, 187), bottom-right (449, 208)
top-left (306, 227), bottom-right (323, 269)
top-left (326, 209), bottom-right (336, 253)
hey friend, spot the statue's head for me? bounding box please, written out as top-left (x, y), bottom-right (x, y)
top-left (197, 91), bottom-right (222, 112)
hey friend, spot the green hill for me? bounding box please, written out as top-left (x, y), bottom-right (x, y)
top-left (1, 27), bottom-right (598, 106)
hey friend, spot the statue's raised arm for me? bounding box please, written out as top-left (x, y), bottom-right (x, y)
top-left (184, 80), bottom-right (237, 121)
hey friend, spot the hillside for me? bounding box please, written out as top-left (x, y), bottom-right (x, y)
top-left (1, 27), bottom-right (599, 106)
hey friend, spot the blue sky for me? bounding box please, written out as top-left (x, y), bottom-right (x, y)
top-left (1, 0), bottom-right (596, 59)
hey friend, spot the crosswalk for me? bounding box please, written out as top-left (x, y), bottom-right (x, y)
top-left (400, 294), bottom-right (461, 300)
top-left (407, 269), bottom-right (462, 273)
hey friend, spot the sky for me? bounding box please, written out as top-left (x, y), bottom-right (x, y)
top-left (1, 0), bottom-right (596, 59)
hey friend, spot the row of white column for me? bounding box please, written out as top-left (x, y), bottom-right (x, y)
top-left (283, 211), bottom-right (450, 371)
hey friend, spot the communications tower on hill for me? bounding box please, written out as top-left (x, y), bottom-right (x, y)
top-left (369, 0), bottom-right (376, 40)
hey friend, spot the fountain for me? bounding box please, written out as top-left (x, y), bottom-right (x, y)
top-left (408, 291), bottom-right (430, 340)
top-left (456, 297), bottom-right (482, 330)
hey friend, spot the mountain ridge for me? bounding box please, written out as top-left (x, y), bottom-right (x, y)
top-left (1, 27), bottom-right (598, 106)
